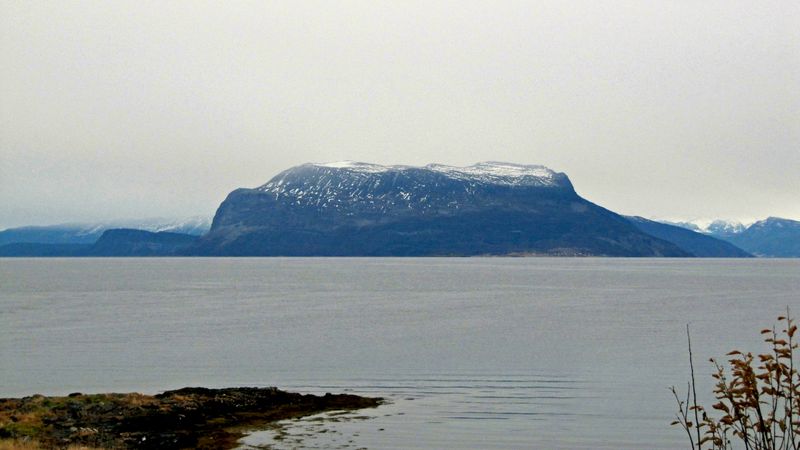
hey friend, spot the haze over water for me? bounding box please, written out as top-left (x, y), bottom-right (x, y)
top-left (1, 258), bottom-right (798, 448)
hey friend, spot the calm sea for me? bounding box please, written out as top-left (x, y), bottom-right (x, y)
top-left (1, 258), bottom-right (798, 449)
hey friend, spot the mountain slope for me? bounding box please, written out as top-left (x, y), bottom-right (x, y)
top-left (626, 216), bottom-right (751, 257)
top-left (196, 162), bottom-right (689, 257)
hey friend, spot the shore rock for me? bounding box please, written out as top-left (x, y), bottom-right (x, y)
top-left (0, 387), bottom-right (382, 449)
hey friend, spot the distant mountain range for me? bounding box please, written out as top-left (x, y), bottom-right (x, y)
top-left (0, 162), bottom-right (796, 257)
top-left (0, 217), bottom-right (210, 246)
top-left (662, 219), bottom-right (747, 236)
top-left (667, 217), bottom-right (800, 257)
top-left (625, 216), bottom-right (751, 258)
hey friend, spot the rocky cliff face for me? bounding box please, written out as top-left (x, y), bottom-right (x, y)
top-left (196, 162), bottom-right (689, 256)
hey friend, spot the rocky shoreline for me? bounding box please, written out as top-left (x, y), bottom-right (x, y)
top-left (0, 387), bottom-right (382, 449)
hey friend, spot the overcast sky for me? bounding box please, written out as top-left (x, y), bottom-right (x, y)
top-left (1, 1), bottom-right (798, 229)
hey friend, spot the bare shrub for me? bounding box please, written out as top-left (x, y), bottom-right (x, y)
top-left (672, 309), bottom-right (799, 450)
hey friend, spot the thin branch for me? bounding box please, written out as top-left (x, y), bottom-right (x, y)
top-left (689, 323), bottom-right (703, 449)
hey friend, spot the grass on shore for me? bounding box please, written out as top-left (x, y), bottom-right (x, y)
top-left (0, 387), bottom-right (381, 449)
top-left (0, 393), bottom-right (150, 442)
top-left (0, 439), bottom-right (103, 449)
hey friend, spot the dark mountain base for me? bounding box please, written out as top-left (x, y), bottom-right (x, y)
top-left (0, 229), bottom-right (199, 257)
top-left (197, 208), bottom-right (690, 257)
top-left (0, 243), bottom-right (91, 257)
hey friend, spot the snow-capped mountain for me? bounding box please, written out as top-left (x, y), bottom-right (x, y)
top-left (726, 217), bottom-right (800, 257)
top-left (134, 216), bottom-right (212, 235)
top-left (705, 220), bottom-right (747, 237)
top-left (661, 217), bottom-right (800, 257)
top-left (200, 161), bottom-right (688, 256)
top-left (662, 221), bottom-right (705, 233)
top-left (663, 219), bottom-right (747, 236)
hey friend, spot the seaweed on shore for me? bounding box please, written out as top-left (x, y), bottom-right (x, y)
top-left (0, 387), bottom-right (382, 449)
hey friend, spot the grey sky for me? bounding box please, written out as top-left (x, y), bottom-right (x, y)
top-left (1, 1), bottom-right (798, 229)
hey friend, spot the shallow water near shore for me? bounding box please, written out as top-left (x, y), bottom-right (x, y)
top-left (1, 258), bottom-right (798, 448)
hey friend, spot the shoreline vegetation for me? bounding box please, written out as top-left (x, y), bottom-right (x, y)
top-left (672, 311), bottom-right (800, 449)
top-left (0, 387), bottom-right (382, 449)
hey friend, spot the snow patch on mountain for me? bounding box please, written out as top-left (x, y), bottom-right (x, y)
top-left (315, 161), bottom-right (395, 173)
top-left (310, 161), bottom-right (558, 187)
top-left (705, 220), bottom-right (747, 235)
top-left (274, 161), bottom-right (562, 186)
top-left (658, 218), bottom-right (751, 235)
top-left (425, 162), bottom-right (559, 186)
top-left (253, 161), bottom-right (569, 215)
